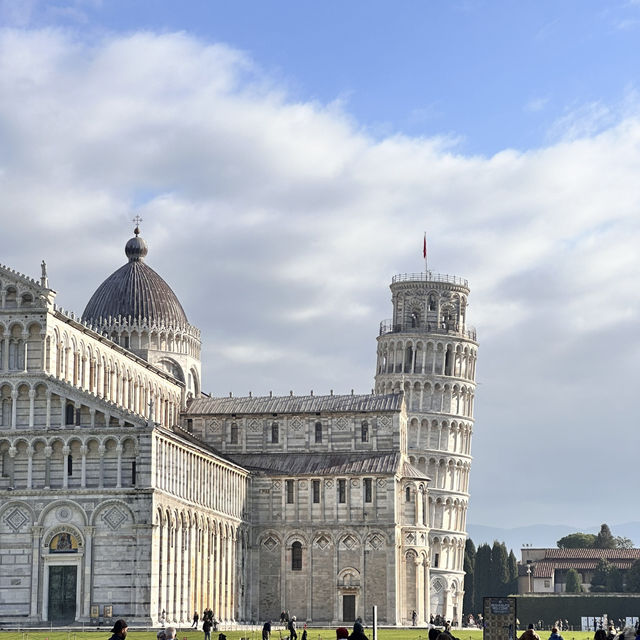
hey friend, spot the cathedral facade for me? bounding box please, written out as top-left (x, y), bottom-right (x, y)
top-left (0, 228), bottom-right (477, 627)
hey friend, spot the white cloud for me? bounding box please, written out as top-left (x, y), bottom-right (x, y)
top-left (1, 28), bottom-right (639, 528)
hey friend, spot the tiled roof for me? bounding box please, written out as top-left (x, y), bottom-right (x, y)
top-left (186, 392), bottom-right (403, 415)
top-left (222, 451), bottom-right (401, 476)
top-left (544, 548), bottom-right (640, 560)
top-left (400, 459), bottom-right (431, 481)
top-left (532, 559), bottom-right (639, 578)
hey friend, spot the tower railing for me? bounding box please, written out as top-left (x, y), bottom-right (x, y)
top-left (379, 319), bottom-right (477, 341)
top-left (392, 272), bottom-right (469, 287)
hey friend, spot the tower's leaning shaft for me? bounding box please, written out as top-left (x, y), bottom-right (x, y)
top-left (375, 271), bottom-right (477, 622)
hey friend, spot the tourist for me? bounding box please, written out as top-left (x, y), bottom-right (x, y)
top-left (336, 628), bottom-right (349, 640)
top-left (595, 629), bottom-right (608, 640)
top-left (549, 627), bottom-right (564, 640)
top-left (193, 612), bottom-right (200, 628)
top-left (348, 621), bottom-right (368, 640)
top-left (203, 617), bottom-right (212, 640)
top-left (288, 615), bottom-right (298, 640)
top-left (165, 627), bottom-right (177, 640)
top-left (157, 630), bottom-right (166, 640)
top-left (263, 620), bottom-right (271, 640)
top-left (109, 620), bottom-right (128, 640)
top-left (412, 610), bottom-right (418, 626)
top-left (302, 624), bottom-right (308, 640)
top-left (519, 624), bottom-right (540, 640)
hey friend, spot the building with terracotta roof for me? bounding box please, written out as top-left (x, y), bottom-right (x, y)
top-left (518, 548), bottom-right (640, 593)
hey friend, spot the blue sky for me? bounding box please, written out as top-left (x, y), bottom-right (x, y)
top-left (1, 0), bottom-right (640, 534)
top-left (13, 0), bottom-right (640, 154)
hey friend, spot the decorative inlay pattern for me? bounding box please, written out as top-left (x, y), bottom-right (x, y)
top-left (101, 506), bottom-right (127, 531)
top-left (56, 507), bottom-right (71, 521)
top-left (263, 537), bottom-right (278, 551)
top-left (4, 507), bottom-right (28, 533)
top-left (314, 535), bottom-right (331, 550)
top-left (340, 534), bottom-right (358, 550)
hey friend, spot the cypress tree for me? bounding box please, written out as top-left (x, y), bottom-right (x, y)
top-left (594, 523), bottom-right (615, 549)
top-left (474, 543), bottom-right (492, 613)
top-left (508, 549), bottom-right (518, 594)
top-left (565, 568), bottom-right (583, 593)
top-left (491, 540), bottom-right (510, 596)
top-left (463, 538), bottom-right (476, 615)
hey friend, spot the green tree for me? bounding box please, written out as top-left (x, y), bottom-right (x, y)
top-left (606, 566), bottom-right (623, 592)
top-left (565, 568), bottom-right (583, 593)
top-left (614, 536), bottom-right (634, 549)
top-left (594, 523), bottom-right (616, 549)
top-left (625, 559), bottom-right (640, 592)
top-left (508, 550), bottom-right (518, 594)
top-left (591, 557), bottom-right (613, 592)
top-left (557, 532), bottom-right (596, 548)
top-left (474, 543), bottom-right (492, 613)
top-left (490, 541), bottom-right (510, 596)
top-left (463, 538), bottom-right (476, 615)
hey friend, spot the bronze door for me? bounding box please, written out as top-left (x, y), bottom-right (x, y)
top-left (48, 566), bottom-right (77, 623)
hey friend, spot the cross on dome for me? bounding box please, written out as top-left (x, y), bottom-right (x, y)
top-left (132, 215), bottom-right (143, 235)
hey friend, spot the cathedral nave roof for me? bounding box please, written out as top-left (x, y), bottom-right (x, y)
top-left (185, 391), bottom-right (403, 415)
top-left (222, 451), bottom-right (401, 475)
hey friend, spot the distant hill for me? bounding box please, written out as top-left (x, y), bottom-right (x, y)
top-left (466, 521), bottom-right (640, 555)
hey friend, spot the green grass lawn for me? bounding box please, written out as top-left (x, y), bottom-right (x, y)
top-left (0, 630), bottom-right (599, 640)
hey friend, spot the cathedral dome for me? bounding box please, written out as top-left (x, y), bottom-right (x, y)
top-left (82, 227), bottom-right (188, 327)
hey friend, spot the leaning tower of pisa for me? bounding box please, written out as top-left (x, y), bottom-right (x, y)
top-left (375, 271), bottom-right (478, 623)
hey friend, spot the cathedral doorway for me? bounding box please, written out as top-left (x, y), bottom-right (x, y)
top-left (47, 566), bottom-right (77, 623)
top-left (342, 594), bottom-right (355, 622)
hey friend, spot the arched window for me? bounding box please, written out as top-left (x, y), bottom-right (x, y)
top-left (406, 486), bottom-right (412, 502)
top-left (230, 422), bottom-right (238, 444)
top-left (65, 403), bottom-right (75, 425)
top-left (291, 541), bottom-right (302, 571)
top-left (410, 311), bottom-right (419, 328)
top-left (315, 421), bottom-right (322, 443)
top-left (361, 421), bottom-right (369, 443)
top-left (429, 294), bottom-right (437, 311)
top-left (271, 422), bottom-right (279, 444)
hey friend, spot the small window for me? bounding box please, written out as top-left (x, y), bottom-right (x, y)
top-left (286, 479), bottom-right (294, 504)
top-left (434, 552), bottom-right (440, 568)
top-left (67, 455), bottom-right (73, 476)
top-left (429, 294), bottom-right (437, 311)
top-left (338, 479), bottom-right (346, 503)
top-left (292, 541), bottom-right (302, 571)
top-left (65, 404), bottom-right (75, 425)
top-left (361, 421), bottom-right (369, 442)
top-left (405, 486), bottom-right (411, 502)
top-left (131, 461), bottom-right (136, 486)
top-left (364, 478), bottom-right (372, 503)
top-left (312, 479), bottom-right (320, 503)
top-left (544, 580), bottom-right (550, 588)
top-left (230, 422), bottom-right (238, 444)
top-left (315, 421), bottom-right (322, 443)
top-left (271, 422), bottom-right (279, 443)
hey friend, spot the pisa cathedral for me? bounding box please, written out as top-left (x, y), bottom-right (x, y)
top-left (0, 227), bottom-right (477, 627)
